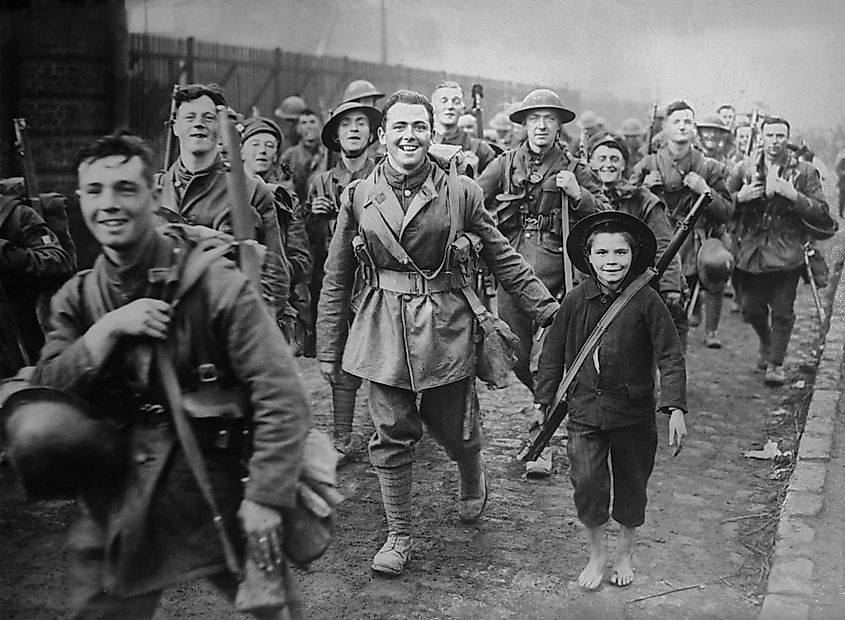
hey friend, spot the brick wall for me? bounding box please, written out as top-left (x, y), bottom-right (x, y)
top-left (0, 0), bottom-right (128, 196)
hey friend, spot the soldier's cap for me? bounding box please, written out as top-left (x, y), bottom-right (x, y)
top-left (696, 114), bottom-right (731, 133)
top-left (240, 116), bottom-right (283, 145)
top-left (589, 134), bottom-right (630, 164)
top-left (666, 100), bottom-right (695, 118)
top-left (509, 89), bottom-right (576, 125)
top-left (321, 101), bottom-right (382, 152)
top-left (697, 237), bottom-right (734, 291)
top-left (566, 211), bottom-right (657, 277)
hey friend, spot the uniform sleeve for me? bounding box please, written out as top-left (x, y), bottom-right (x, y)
top-left (643, 192), bottom-right (681, 294)
top-left (703, 159), bottom-right (733, 223)
top-left (466, 179), bottom-right (559, 326)
top-left (792, 162), bottom-right (833, 226)
top-left (0, 202), bottom-right (74, 283)
top-left (534, 295), bottom-right (571, 404)
top-left (630, 154), bottom-right (653, 186)
top-left (315, 184), bottom-right (359, 363)
top-left (570, 161), bottom-right (610, 216)
top-left (475, 153), bottom-right (505, 210)
top-left (211, 265), bottom-right (311, 508)
top-left (476, 141), bottom-right (496, 175)
top-left (643, 290), bottom-right (687, 413)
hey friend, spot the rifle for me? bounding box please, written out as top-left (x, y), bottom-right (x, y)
top-left (519, 191), bottom-right (711, 462)
top-left (12, 118), bottom-right (41, 206)
top-left (803, 243), bottom-right (825, 323)
top-left (646, 102), bottom-right (659, 156)
top-left (217, 106), bottom-right (262, 291)
top-left (470, 84), bottom-right (484, 140)
top-left (745, 108), bottom-right (760, 158)
top-left (162, 84), bottom-right (180, 174)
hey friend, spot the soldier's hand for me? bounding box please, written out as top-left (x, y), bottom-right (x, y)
top-left (555, 170), bottom-right (582, 201)
top-left (770, 175), bottom-right (799, 201)
top-left (104, 298), bottom-right (172, 340)
top-left (310, 195), bottom-right (336, 216)
top-left (642, 169), bottom-right (663, 188)
top-left (765, 165), bottom-right (781, 199)
top-left (239, 499), bottom-right (284, 572)
top-left (531, 402), bottom-right (548, 428)
top-left (320, 361), bottom-right (341, 384)
top-left (661, 291), bottom-right (683, 310)
top-left (736, 181), bottom-right (764, 202)
top-left (462, 150), bottom-right (480, 175)
top-left (668, 408), bottom-right (686, 457)
top-left (683, 171), bottom-right (709, 195)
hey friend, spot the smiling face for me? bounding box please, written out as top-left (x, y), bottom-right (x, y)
top-left (241, 131), bottom-right (279, 176)
top-left (337, 110), bottom-right (371, 154)
top-left (432, 86), bottom-right (465, 129)
top-left (735, 125), bottom-right (752, 153)
top-left (587, 231), bottom-right (633, 288)
top-left (524, 109), bottom-right (561, 150)
top-left (173, 95), bottom-right (220, 157)
top-left (379, 102), bottom-right (432, 173)
top-left (77, 155), bottom-right (157, 254)
top-left (590, 144), bottom-right (625, 186)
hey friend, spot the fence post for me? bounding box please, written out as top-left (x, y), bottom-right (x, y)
top-left (185, 36), bottom-right (194, 83)
top-left (274, 47), bottom-right (282, 108)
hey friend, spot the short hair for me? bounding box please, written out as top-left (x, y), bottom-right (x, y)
top-left (432, 80), bottom-right (464, 101)
top-left (761, 116), bottom-right (791, 136)
top-left (298, 109), bottom-right (320, 121)
top-left (381, 90), bottom-right (435, 129)
top-left (173, 83), bottom-right (227, 113)
top-left (75, 131), bottom-right (156, 187)
top-left (717, 104), bottom-right (734, 113)
top-left (585, 225), bottom-right (637, 259)
top-left (665, 100), bottom-right (695, 118)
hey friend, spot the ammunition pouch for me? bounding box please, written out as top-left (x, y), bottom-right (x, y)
top-left (181, 363), bottom-right (251, 421)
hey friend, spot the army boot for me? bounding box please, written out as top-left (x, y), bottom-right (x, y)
top-left (332, 386), bottom-right (358, 467)
top-left (457, 452), bottom-right (487, 523)
top-left (372, 464), bottom-right (414, 576)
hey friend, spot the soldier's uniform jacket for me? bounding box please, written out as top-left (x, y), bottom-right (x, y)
top-left (280, 141), bottom-right (328, 205)
top-left (632, 146), bottom-right (733, 277)
top-left (475, 141), bottom-right (610, 297)
top-left (0, 194), bottom-right (75, 375)
top-left (267, 181), bottom-right (312, 290)
top-left (159, 157), bottom-right (291, 311)
top-left (434, 127), bottom-right (496, 175)
top-left (726, 153), bottom-right (832, 273)
top-left (605, 181), bottom-right (682, 295)
top-left (317, 159), bottom-right (558, 392)
top-left (33, 225), bottom-right (311, 597)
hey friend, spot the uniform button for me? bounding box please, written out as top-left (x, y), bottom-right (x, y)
top-left (596, 389), bottom-right (603, 395)
top-left (402, 294), bottom-right (412, 301)
top-left (557, 246), bottom-right (563, 251)
top-left (525, 232), bottom-right (532, 239)
top-left (133, 452), bottom-right (153, 464)
top-left (403, 189), bottom-right (412, 197)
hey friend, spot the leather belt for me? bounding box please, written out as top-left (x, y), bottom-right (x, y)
top-left (371, 268), bottom-right (457, 294)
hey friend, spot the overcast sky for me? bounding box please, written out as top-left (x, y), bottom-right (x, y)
top-left (129, 0), bottom-right (844, 129)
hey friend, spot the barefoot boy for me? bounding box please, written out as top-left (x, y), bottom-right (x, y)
top-left (534, 211), bottom-right (687, 589)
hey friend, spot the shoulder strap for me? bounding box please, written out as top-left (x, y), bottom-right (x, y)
top-left (169, 239), bottom-right (237, 308)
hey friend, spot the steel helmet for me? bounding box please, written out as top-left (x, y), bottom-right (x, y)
top-left (274, 95), bottom-right (307, 121)
top-left (697, 238), bottom-right (734, 292)
top-left (696, 114), bottom-right (731, 133)
top-left (342, 79), bottom-right (384, 104)
top-left (3, 387), bottom-right (128, 500)
top-left (578, 110), bottom-right (601, 130)
top-left (509, 89), bottom-right (576, 125)
top-left (321, 101), bottom-right (382, 152)
top-left (619, 117), bottom-right (645, 137)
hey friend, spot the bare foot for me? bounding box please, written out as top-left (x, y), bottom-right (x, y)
top-left (610, 524), bottom-right (636, 587)
top-left (578, 553), bottom-right (606, 590)
top-left (578, 524), bottom-right (607, 590)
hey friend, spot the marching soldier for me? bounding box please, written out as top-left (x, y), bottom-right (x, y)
top-left (458, 114), bottom-right (478, 137)
top-left (476, 88), bottom-right (609, 476)
top-left (305, 100), bottom-right (381, 459)
top-left (240, 116), bottom-right (313, 354)
top-left (697, 115), bottom-right (734, 164)
top-left (717, 104), bottom-right (736, 129)
top-left (32, 132), bottom-right (311, 618)
top-left (317, 90), bottom-right (558, 576)
top-left (588, 136), bottom-right (683, 308)
top-left (729, 121), bottom-right (754, 169)
top-left (617, 117), bottom-right (647, 176)
top-left (342, 79), bottom-right (386, 160)
top-left (273, 95), bottom-right (307, 151)
top-left (431, 81), bottom-right (496, 176)
top-left (632, 100), bottom-right (733, 350)
top-left (0, 180), bottom-right (75, 377)
top-left (157, 84), bottom-right (290, 318)
top-left (726, 116), bottom-right (834, 385)
top-left (280, 108), bottom-right (328, 205)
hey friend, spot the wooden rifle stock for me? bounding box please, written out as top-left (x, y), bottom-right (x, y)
top-left (520, 191), bottom-right (711, 461)
top-left (162, 84), bottom-right (180, 174)
top-left (471, 84), bottom-right (484, 140)
top-left (217, 106), bottom-right (262, 290)
top-left (12, 118), bottom-right (41, 202)
top-left (646, 102), bottom-right (658, 156)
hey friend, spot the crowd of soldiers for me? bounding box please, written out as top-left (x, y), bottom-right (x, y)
top-left (0, 74), bottom-right (838, 618)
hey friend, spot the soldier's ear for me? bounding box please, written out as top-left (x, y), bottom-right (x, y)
top-left (377, 126), bottom-right (387, 146)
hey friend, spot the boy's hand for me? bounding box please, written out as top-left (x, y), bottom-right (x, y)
top-left (531, 403), bottom-right (549, 428)
top-left (668, 408), bottom-right (686, 456)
